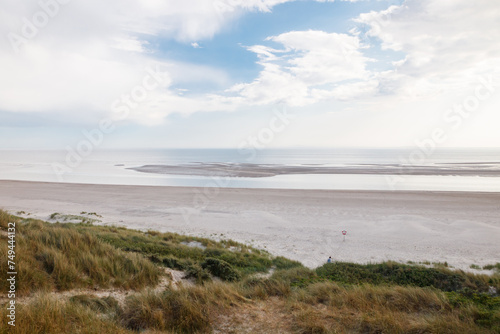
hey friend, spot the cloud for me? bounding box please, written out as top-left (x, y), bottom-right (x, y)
top-left (226, 30), bottom-right (373, 106)
top-left (1, 0), bottom-right (498, 132)
top-left (355, 0), bottom-right (500, 97)
top-left (270, 30), bottom-right (370, 85)
top-left (0, 0), bottom-right (315, 125)
top-left (223, 0), bottom-right (500, 108)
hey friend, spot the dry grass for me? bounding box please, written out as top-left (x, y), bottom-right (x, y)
top-left (298, 282), bottom-right (448, 312)
top-left (287, 281), bottom-right (498, 333)
top-left (0, 293), bottom-right (132, 334)
top-left (119, 281), bottom-right (246, 333)
top-left (0, 216), bottom-right (161, 296)
top-left (3, 284), bottom-right (495, 334)
top-left (213, 297), bottom-right (293, 334)
top-left (0, 210), bottom-right (14, 229)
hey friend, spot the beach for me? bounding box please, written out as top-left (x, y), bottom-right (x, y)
top-left (0, 180), bottom-right (499, 270)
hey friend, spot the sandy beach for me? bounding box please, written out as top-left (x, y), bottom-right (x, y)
top-left (0, 180), bottom-right (499, 270)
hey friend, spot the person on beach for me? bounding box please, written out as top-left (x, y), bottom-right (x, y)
top-left (327, 256), bottom-right (332, 263)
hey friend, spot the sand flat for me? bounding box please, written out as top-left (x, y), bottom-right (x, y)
top-left (0, 180), bottom-right (499, 269)
top-left (128, 162), bottom-right (500, 178)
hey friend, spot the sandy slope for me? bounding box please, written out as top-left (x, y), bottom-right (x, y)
top-left (0, 180), bottom-right (499, 270)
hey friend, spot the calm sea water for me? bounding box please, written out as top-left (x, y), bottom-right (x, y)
top-left (1, 148), bottom-right (499, 192)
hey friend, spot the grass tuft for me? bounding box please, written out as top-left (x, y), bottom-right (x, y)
top-left (119, 283), bottom-right (243, 333)
top-left (0, 294), bottom-right (131, 334)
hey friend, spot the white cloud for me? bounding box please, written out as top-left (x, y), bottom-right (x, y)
top-left (112, 38), bottom-right (148, 53)
top-left (228, 63), bottom-right (313, 106)
top-left (226, 0), bottom-right (500, 109)
top-left (270, 30), bottom-right (370, 85)
top-left (225, 0), bottom-right (500, 109)
top-left (1, 0), bottom-right (499, 145)
top-left (0, 0), bottom-right (265, 127)
top-left (355, 0), bottom-right (500, 97)
top-left (0, 0), bottom-right (374, 126)
top-left (219, 0), bottom-right (500, 148)
top-left (227, 30), bottom-right (373, 106)
top-left (0, 0), bottom-right (316, 125)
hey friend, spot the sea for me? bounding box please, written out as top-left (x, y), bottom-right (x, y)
top-left (1, 148), bottom-right (499, 192)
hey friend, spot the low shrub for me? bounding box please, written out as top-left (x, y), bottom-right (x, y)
top-left (201, 257), bottom-right (241, 282)
top-left (315, 261), bottom-right (497, 292)
top-left (186, 264), bottom-right (212, 284)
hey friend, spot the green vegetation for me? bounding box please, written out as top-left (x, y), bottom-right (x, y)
top-left (70, 222), bottom-right (278, 277)
top-left (185, 263), bottom-right (212, 284)
top-left (49, 212), bottom-right (101, 224)
top-left (80, 211), bottom-right (103, 218)
top-left (201, 257), bottom-right (241, 282)
top-left (484, 263), bottom-right (500, 272)
top-left (1, 210), bottom-right (499, 333)
top-left (312, 262), bottom-right (499, 292)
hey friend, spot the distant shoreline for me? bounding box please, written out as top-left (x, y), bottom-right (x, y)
top-left (1, 178), bottom-right (499, 194)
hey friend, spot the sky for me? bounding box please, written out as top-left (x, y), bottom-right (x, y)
top-left (0, 0), bottom-right (499, 149)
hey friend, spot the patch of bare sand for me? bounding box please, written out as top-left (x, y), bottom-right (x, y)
top-left (213, 297), bottom-right (293, 334)
top-left (165, 268), bottom-right (195, 289)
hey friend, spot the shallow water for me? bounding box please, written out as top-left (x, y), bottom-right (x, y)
top-left (1, 148), bottom-right (499, 192)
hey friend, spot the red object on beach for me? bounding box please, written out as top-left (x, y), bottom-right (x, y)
top-left (342, 230), bottom-right (347, 235)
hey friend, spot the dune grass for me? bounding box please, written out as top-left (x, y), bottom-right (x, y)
top-left (0, 215), bottom-right (161, 296)
top-left (1, 209), bottom-right (499, 333)
top-left (484, 263), bottom-right (500, 272)
top-left (119, 282), bottom-right (247, 333)
top-left (0, 293), bottom-right (133, 334)
top-left (72, 223), bottom-right (300, 277)
top-left (290, 281), bottom-right (500, 333)
top-left (312, 261), bottom-right (500, 292)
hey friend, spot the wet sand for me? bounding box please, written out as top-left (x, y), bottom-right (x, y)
top-left (128, 162), bottom-right (500, 178)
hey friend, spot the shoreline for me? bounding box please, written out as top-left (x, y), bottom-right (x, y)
top-left (1, 180), bottom-right (499, 270)
top-left (1, 178), bottom-right (499, 195)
